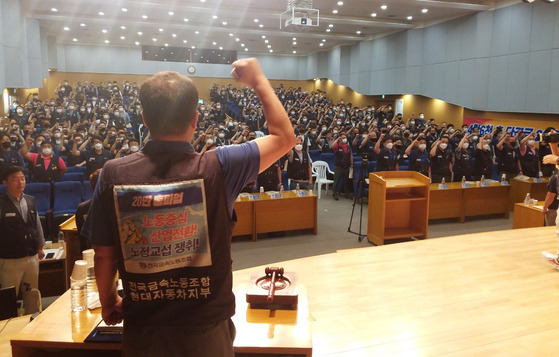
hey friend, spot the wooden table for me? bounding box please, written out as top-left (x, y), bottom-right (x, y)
top-left (39, 242), bottom-right (67, 297)
top-left (233, 190), bottom-right (317, 241)
top-left (0, 316), bottom-right (31, 357)
top-left (10, 278), bottom-right (312, 357)
top-left (513, 203), bottom-right (545, 229)
top-left (510, 177), bottom-right (549, 210)
top-left (11, 227), bottom-right (559, 356)
top-left (429, 182), bottom-right (511, 222)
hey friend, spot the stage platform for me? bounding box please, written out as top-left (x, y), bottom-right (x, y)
top-left (233, 226), bottom-right (559, 356)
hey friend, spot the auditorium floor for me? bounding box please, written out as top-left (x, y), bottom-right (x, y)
top-left (231, 193), bottom-right (515, 271)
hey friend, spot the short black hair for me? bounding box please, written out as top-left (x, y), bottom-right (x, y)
top-left (2, 166), bottom-right (25, 181)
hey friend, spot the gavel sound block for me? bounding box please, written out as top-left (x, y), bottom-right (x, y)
top-left (246, 267), bottom-right (299, 310)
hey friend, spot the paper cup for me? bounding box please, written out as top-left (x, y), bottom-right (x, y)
top-left (82, 249), bottom-right (95, 268)
top-left (45, 241), bottom-right (52, 248)
top-left (71, 260), bottom-right (88, 280)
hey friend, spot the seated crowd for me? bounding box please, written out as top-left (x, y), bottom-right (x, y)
top-left (3, 80), bottom-right (556, 205)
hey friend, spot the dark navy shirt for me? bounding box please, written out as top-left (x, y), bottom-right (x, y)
top-left (82, 140), bottom-right (260, 246)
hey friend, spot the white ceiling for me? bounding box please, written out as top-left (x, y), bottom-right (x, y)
top-left (22, 0), bottom-right (518, 57)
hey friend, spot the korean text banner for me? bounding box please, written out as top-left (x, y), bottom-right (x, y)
top-left (113, 180), bottom-right (212, 274)
top-left (464, 117), bottom-right (557, 137)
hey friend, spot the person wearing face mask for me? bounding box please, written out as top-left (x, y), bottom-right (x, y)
top-left (287, 136), bottom-right (312, 190)
top-left (0, 134), bottom-right (25, 173)
top-left (430, 136), bottom-right (454, 183)
top-left (517, 133), bottom-right (540, 178)
top-left (496, 132), bottom-right (520, 180)
top-left (539, 127), bottom-right (557, 177)
top-left (453, 134), bottom-right (474, 181)
top-left (474, 137), bottom-right (494, 180)
top-left (72, 135), bottom-right (114, 179)
top-left (375, 133), bottom-right (399, 172)
top-left (21, 141), bottom-right (67, 183)
top-left (406, 135), bottom-right (430, 177)
top-left (330, 133), bottom-right (353, 200)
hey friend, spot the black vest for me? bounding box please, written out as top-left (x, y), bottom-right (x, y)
top-left (409, 149), bottom-right (430, 176)
top-left (100, 148), bottom-right (234, 328)
top-left (85, 150), bottom-right (113, 179)
top-left (334, 144), bottom-right (352, 169)
top-left (519, 147), bottom-right (539, 177)
top-left (0, 150), bottom-right (21, 171)
top-left (454, 149), bottom-right (473, 175)
top-left (377, 147), bottom-right (397, 172)
top-left (498, 145), bottom-right (518, 173)
top-left (287, 150), bottom-right (309, 180)
top-left (432, 148), bottom-right (453, 175)
top-left (32, 155), bottom-right (60, 183)
top-left (0, 194), bottom-right (39, 258)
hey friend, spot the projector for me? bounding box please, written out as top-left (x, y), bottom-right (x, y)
top-left (285, 17), bottom-right (313, 27)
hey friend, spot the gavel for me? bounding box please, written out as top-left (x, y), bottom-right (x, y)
top-left (265, 267), bottom-right (284, 302)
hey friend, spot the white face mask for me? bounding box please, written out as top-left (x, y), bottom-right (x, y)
top-left (54, 132), bottom-right (61, 138)
top-left (218, 133), bottom-right (225, 139)
top-left (294, 144), bottom-right (303, 151)
top-left (439, 143), bottom-right (448, 149)
top-left (42, 148), bottom-right (52, 156)
top-left (362, 134), bottom-right (368, 139)
top-left (341, 138), bottom-right (347, 144)
top-left (206, 139), bottom-right (214, 145)
top-left (472, 136), bottom-right (478, 141)
top-left (130, 145), bottom-right (140, 152)
top-left (418, 144), bottom-right (426, 150)
top-left (333, 130), bottom-right (338, 134)
top-left (385, 143), bottom-right (393, 150)
top-left (16, 109), bottom-right (23, 115)
top-left (419, 115), bottom-right (424, 119)
top-left (483, 144), bottom-right (490, 150)
top-left (528, 140), bottom-right (535, 146)
top-left (94, 143), bottom-right (103, 150)
top-left (462, 143), bottom-right (469, 149)
top-left (122, 144), bottom-right (129, 150)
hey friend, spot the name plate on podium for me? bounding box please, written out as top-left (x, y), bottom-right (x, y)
top-left (268, 192), bottom-right (282, 199)
top-left (438, 183), bottom-right (448, 190)
top-left (295, 191), bottom-right (308, 197)
top-left (481, 182), bottom-right (489, 187)
top-left (248, 194), bottom-right (260, 201)
top-left (461, 182), bottom-right (470, 188)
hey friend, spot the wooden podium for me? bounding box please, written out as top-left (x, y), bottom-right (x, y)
top-left (367, 171), bottom-right (430, 245)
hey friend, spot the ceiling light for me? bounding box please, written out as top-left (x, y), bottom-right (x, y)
top-left (326, 29), bottom-right (331, 32)
top-left (267, 45), bottom-right (271, 48)
top-left (356, 30), bottom-right (361, 34)
top-left (319, 43), bottom-right (324, 46)
top-left (254, 19), bottom-right (259, 22)
top-left (72, 38), bottom-right (78, 42)
top-left (229, 33), bottom-right (234, 36)
top-left (381, 5), bottom-right (387, 10)
top-left (98, 11), bottom-right (104, 16)
top-left (120, 36), bottom-right (125, 40)
top-left (195, 31), bottom-right (200, 34)
top-left (64, 27), bottom-right (69, 31)
top-left (293, 37), bottom-right (297, 40)
top-left (121, 26), bottom-right (126, 30)
top-left (222, 21), bottom-right (227, 25)
top-left (337, 1), bottom-right (344, 5)
top-left (329, 24), bottom-right (334, 28)
top-left (80, 23), bottom-right (86, 27)
top-left (332, 10), bottom-right (338, 14)
top-left (152, 38), bottom-right (157, 42)
top-left (407, 16), bottom-right (413, 20)
top-left (191, 45), bottom-right (196, 49)
top-left (213, 15), bottom-right (218, 19)
top-left (293, 41), bottom-right (297, 45)
top-left (159, 28), bottom-right (164, 32)
top-left (102, 29), bottom-right (107, 33)
top-left (293, 50), bottom-right (297, 54)
top-left (169, 11), bottom-right (174, 16)
top-left (241, 43), bottom-right (245, 47)
top-left (245, 48), bottom-right (248, 51)
top-left (371, 13), bottom-right (377, 17)
top-left (235, 37), bottom-right (239, 41)
top-left (200, 0), bottom-right (206, 2)
top-left (259, 24), bottom-right (264, 28)
top-left (422, 8), bottom-right (429, 13)
top-left (138, 31), bottom-right (143, 35)
top-left (322, 39), bottom-right (326, 42)
top-left (121, 8), bottom-right (127, 12)
top-left (51, 8), bottom-right (58, 12)
top-left (265, 40), bottom-right (269, 43)
top-left (212, 41), bottom-right (217, 45)
top-left (165, 43), bottom-right (169, 47)
top-left (142, 15), bottom-right (148, 19)
top-left (135, 41), bottom-right (140, 45)
top-left (269, 50), bottom-right (273, 53)
top-left (183, 40), bottom-right (187, 43)
top-left (184, 18), bottom-right (189, 22)
top-left (171, 34), bottom-right (176, 38)
top-left (105, 40), bottom-right (110, 43)
top-left (219, 46), bottom-right (223, 50)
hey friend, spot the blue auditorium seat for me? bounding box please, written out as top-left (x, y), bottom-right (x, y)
top-left (82, 181), bottom-right (94, 201)
top-left (319, 153), bottom-right (335, 171)
top-left (308, 150), bottom-right (321, 163)
top-left (60, 172), bottom-right (85, 183)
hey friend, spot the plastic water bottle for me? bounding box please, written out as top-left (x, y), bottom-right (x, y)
top-left (280, 185), bottom-right (284, 196)
top-left (441, 177), bottom-right (446, 185)
top-left (296, 183), bottom-right (300, 194)
top-left (57, 231), bottom-right (65, 247)
top-left (70, 260), bottom-right (88, 312)
top-left (524, 193), bottom-right (531, 205)
top-left (260, 186), bottom-right (264, 194)
top-left (501, 174), bottom-right (506, 184)
top-left (462, 176), bottom-right (466, 184)
top-left (481, 175), bottom-right (485, 184)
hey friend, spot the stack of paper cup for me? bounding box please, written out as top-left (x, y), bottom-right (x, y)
top-left (70, 260), bottom-right (87, 312)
